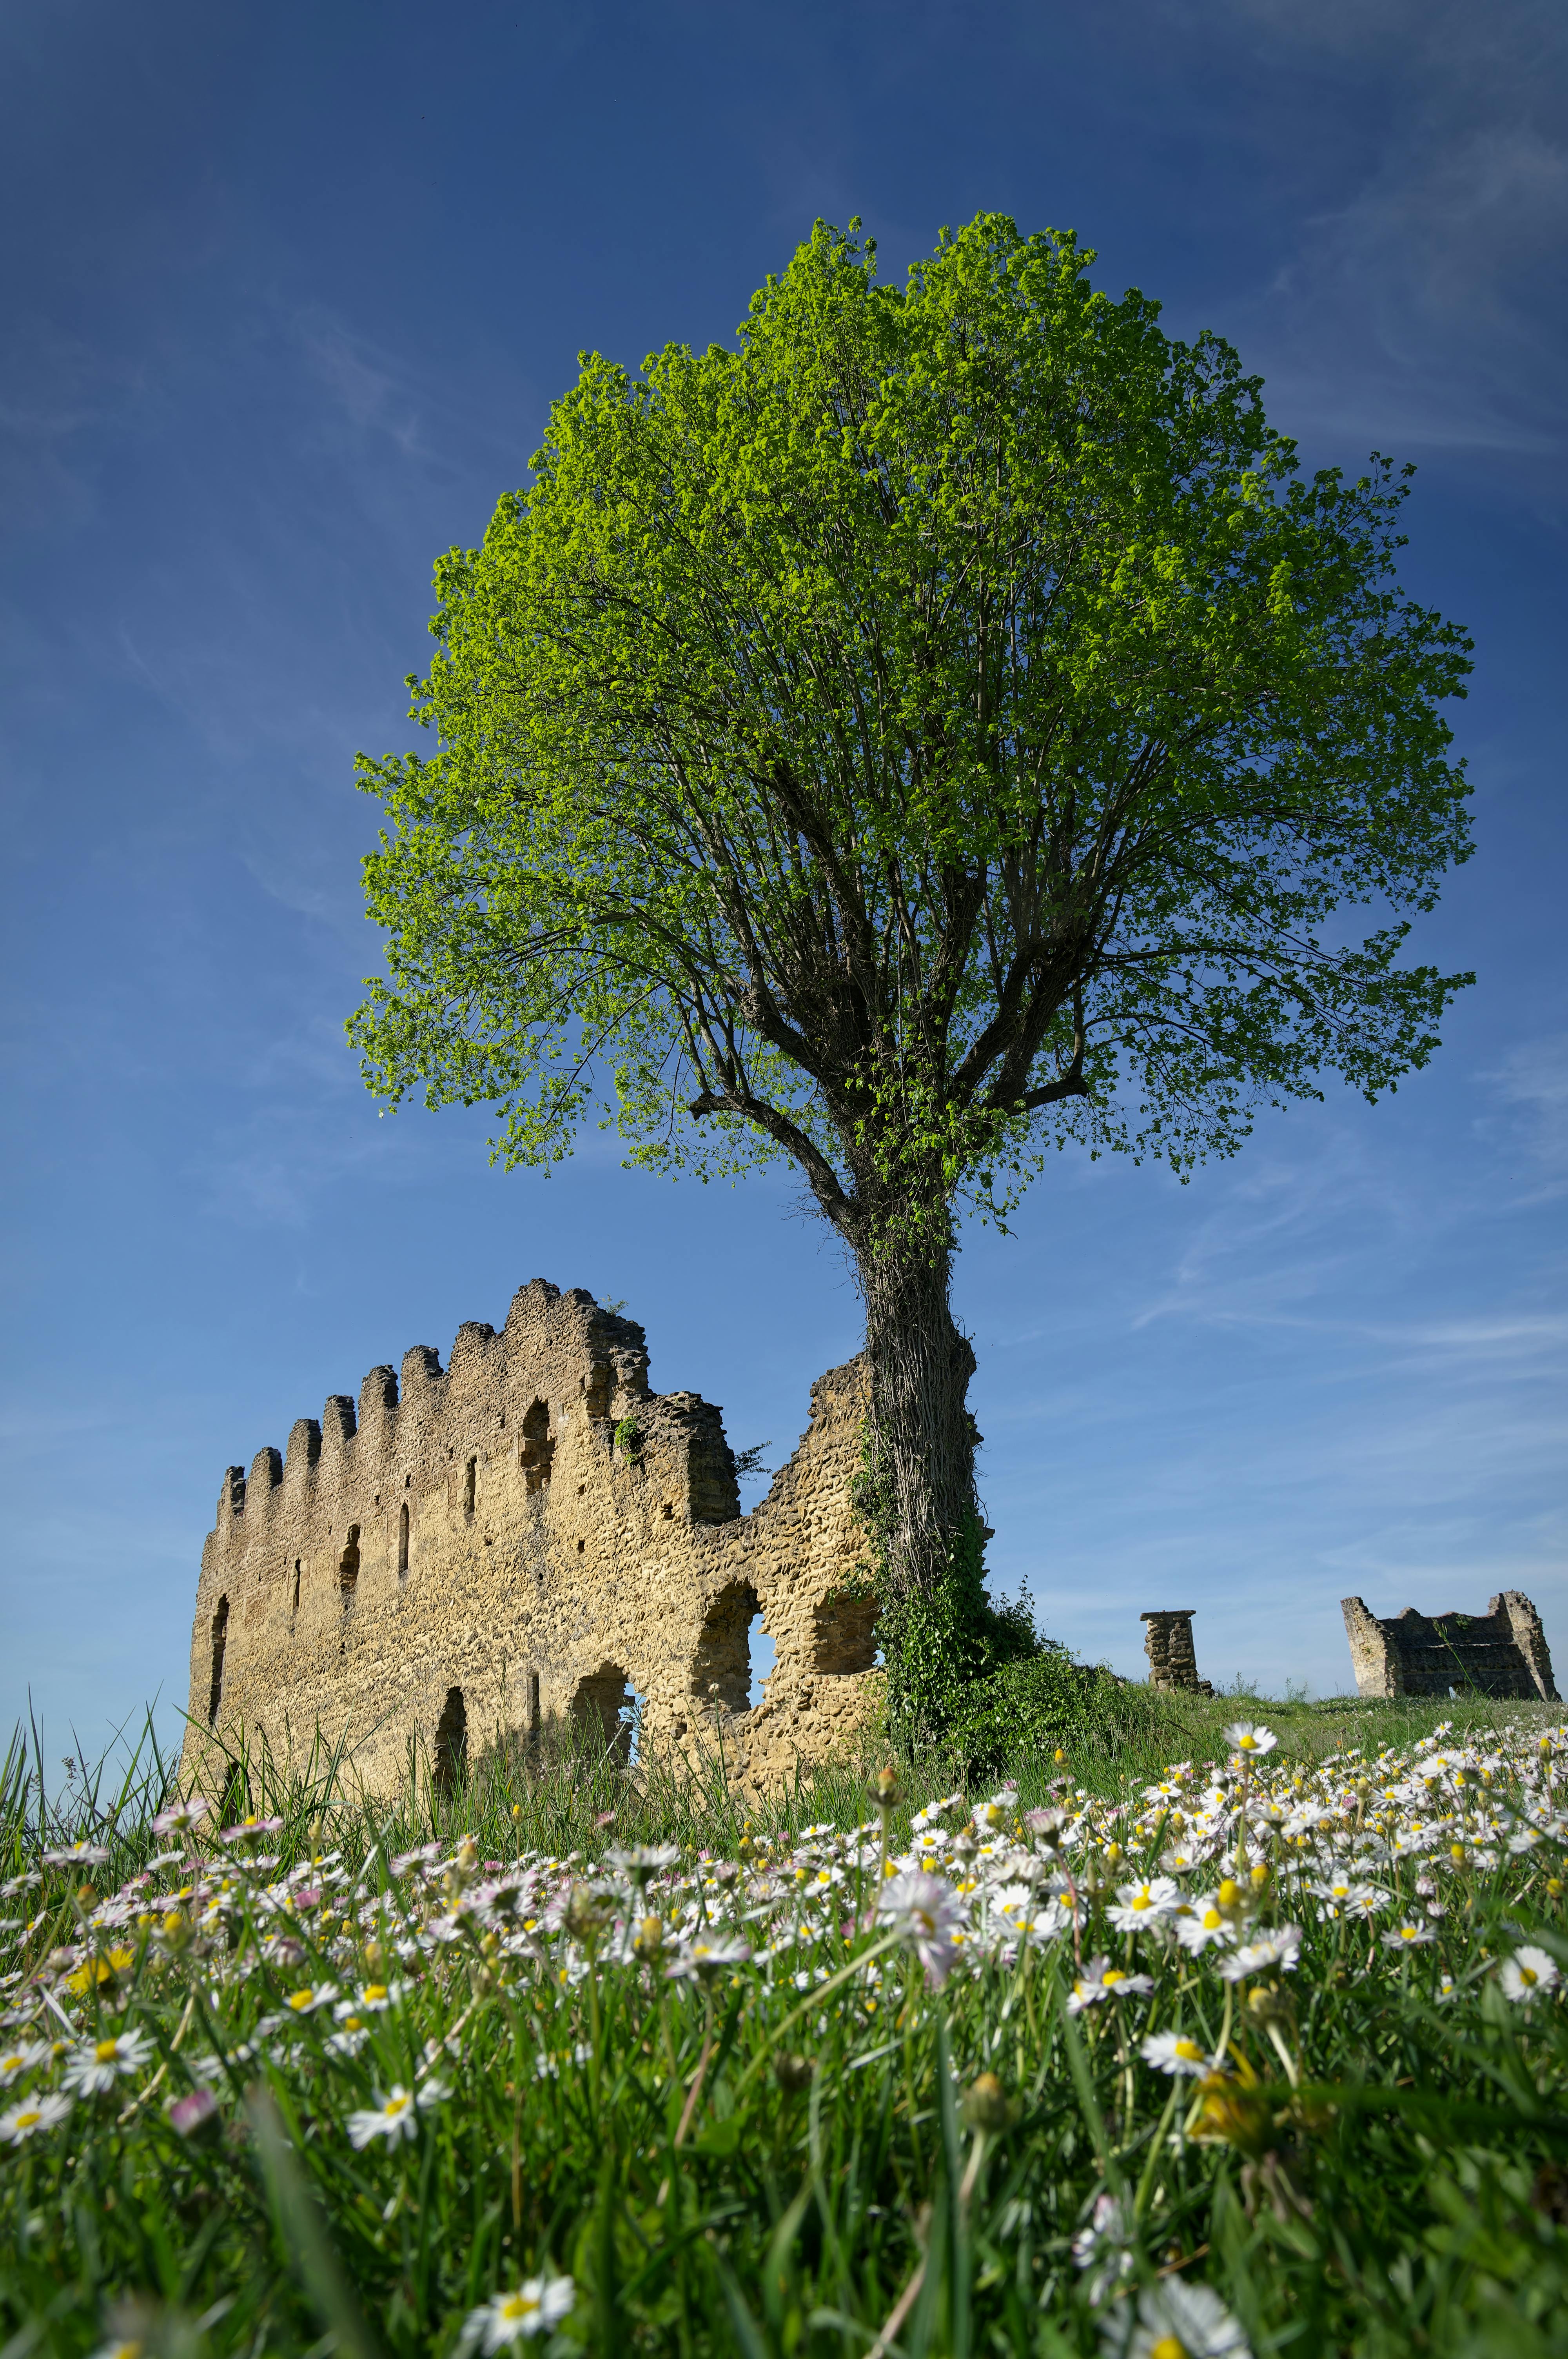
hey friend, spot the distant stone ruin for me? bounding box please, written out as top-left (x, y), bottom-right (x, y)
top-left (181, 1280), bottom-right (880, 1798)
top-left (1141, 1610), bottom-right (1214, 1695)
top-left (1341, 1592), bottom-right (1559, 1701)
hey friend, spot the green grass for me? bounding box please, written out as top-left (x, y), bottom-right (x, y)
top-left (2, 1690), bottom-right (1566, 2358)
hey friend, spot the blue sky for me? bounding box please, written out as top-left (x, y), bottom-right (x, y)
top-left (3, 0), bottom-right (1565, 1763)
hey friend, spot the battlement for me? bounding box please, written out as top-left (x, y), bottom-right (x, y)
top-left (183, 1281), bottom-right (877, 1796)
top-left (203, 1279), bottom-right (657, 1550)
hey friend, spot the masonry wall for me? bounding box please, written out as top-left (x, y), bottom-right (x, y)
top-left (1341, 1592), bottom-right (1559, 1702)
top-left (180, 1279), bottom-right (880, 1798)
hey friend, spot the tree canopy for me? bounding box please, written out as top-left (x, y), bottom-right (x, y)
top-left (352, 216), bottom-right (1472, 1250)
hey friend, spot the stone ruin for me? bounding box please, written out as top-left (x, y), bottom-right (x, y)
top-left (1140, 1610), bottom-right (1214, 1695)
top-left (1341, 1593), bottom-right (1559, 1701)
top-left (181, 1279), bottom-right (880, 1799)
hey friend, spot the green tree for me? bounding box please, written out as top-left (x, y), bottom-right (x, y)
top-left (349, 215), bottom-right (1472, 1742)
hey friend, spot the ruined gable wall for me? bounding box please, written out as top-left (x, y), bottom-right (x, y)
top-left (181, 1279), bottom-right (878, 1797)
top-left (1341, 1592), bottom-right (1559, 1701)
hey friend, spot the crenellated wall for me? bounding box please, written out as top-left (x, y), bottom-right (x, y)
top-left (180, 1278), bottom-right (881, 1796)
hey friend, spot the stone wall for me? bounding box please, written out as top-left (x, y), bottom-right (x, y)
top-left (1341, 1592), bottom-right (1559, 1701)
top-left (180, 1279), bottom-right (880, 1798)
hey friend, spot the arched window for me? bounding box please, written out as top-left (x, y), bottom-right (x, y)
top-left (572, 1664), bottom-right (635, 1763)
top-left (691, 1581), bottom-right (761, 1714)
top-left (339, 1524), bottom-right (360, 1608)
top-left (207, 1596), bottom-right (229, 1725)
top-left (812, 1587), bottom-right (879, 1675)
top-left (397, 1502), bottom-right (409, 1578)
top-left (435, 1686), bottom-right (468, 1793)
top-left (520, 1399), bottom-right (553, 1492)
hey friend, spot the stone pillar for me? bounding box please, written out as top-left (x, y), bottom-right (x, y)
top-left (1140, 1610), bottom-right (1213, 1695)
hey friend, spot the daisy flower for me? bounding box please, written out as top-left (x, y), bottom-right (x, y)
top-left (1222, 1725), bottom-right (1278, 1760)
top-left (168, 2087), bottom-right (219, 2137)
top-left (335, 1982), bottom-right (399, 2017)
top-left (1500, 1945), bottom-right (1561, 2004)
top-left (1381, 1923), bottom-right (1436, 1950)
top-left (460, 2274), bottom-right (575, 2348)
top-left (1100, 2277), bottom-right (1251, 2358)
top-left (63, 2028), bottom-right (154, 2094)
top-left (42, 1841), bottom-right (111, 1868)
top-left (1217, 1926), bottom-right (1301, 1983)
top-left (284, 1983), bottom-right (338, 2014)
top-left (1072, 2193), bottom-right (1133, 2302)
top-left (1140, 2030), bottom-right (1213, 2078)
top-left (345, 2080), bottom-right (446, 2148)
top-left (0, 2090), bottom-right (73, 2143)
top-left (877, 1871), bottom-right (965, 1989)
top-left (0, 2039), bottom-right (46, 2085)
top-left (151, 1797), bottom-right (212, 1836)
top-left (664, 1935), bottom-right (751, 1983)
top-left (1107, 1877), bottom-right (1182, 1935)
top-left (1174, 1899), bottom-right (1236, 1955)
top-left (1068, 1957), bottom-right (1153, 2015)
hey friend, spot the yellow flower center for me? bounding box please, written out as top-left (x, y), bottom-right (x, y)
top-left (1103, 1968), bottom-right (1127, 1987)
top-left (1521, 1965), bottom-right (1539, 1986)
top-left (1174, 2039), bottom-right (1203, 2062)
top-left (1151, 2338), bottom-right (1189, 2359)
top-left (289, 1991), bottom-right (314, 2010)
top-left (363, 1985), bottom-right (387, 2004)
top-left (94, 2039), bottom-right (119, 2064)
top-left (16, 2108), bottom-right (41, 2130)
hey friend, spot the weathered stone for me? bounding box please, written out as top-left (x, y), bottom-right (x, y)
top-left (1341, 1592), bottom-right (1559, 1701)
top-left (1140, 1609), bottom-right (1213, 1695)
top-left (180, 1280), bottom-right (880, 1797)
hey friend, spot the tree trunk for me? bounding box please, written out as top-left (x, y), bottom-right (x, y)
top-left (855, 1225), bottom-right (987, 1743)
top-left (858, 1235), bottom-right (977, 1593)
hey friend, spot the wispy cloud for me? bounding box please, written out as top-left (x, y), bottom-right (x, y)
top-left (1198, 0), bottom-right (1568, 469)
top-left (1480, 1032), bottom-right (1568, 1198)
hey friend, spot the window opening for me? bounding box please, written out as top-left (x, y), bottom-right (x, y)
top-left (208, 1596), bottom-right (229, 1725)
top-left (526, 1670), bottom-right (541, 1745)
top-left (811, 1586), bottom-right (879, 1675)
top-left (571, 1664), bottom-right (635, 1764)
top-left (397, 1502), bottom-right (409, 1578)
top-left (434, 1687), bottom-right (467, 1793)
top-left (291, 1559), bottom-right (301, 1616)
top-left (339, 1524), bottom-right (360, 1607)
top-left (463, 1457), bottom-right (476, 1517)
top-left (691, 1581), bottom-right (760, 1715)
top-left (520, 1399), bottom-right (553, 1492)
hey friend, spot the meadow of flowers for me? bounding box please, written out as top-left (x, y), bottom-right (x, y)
top-left (3, 1699), bottom-right (1567, 2357)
